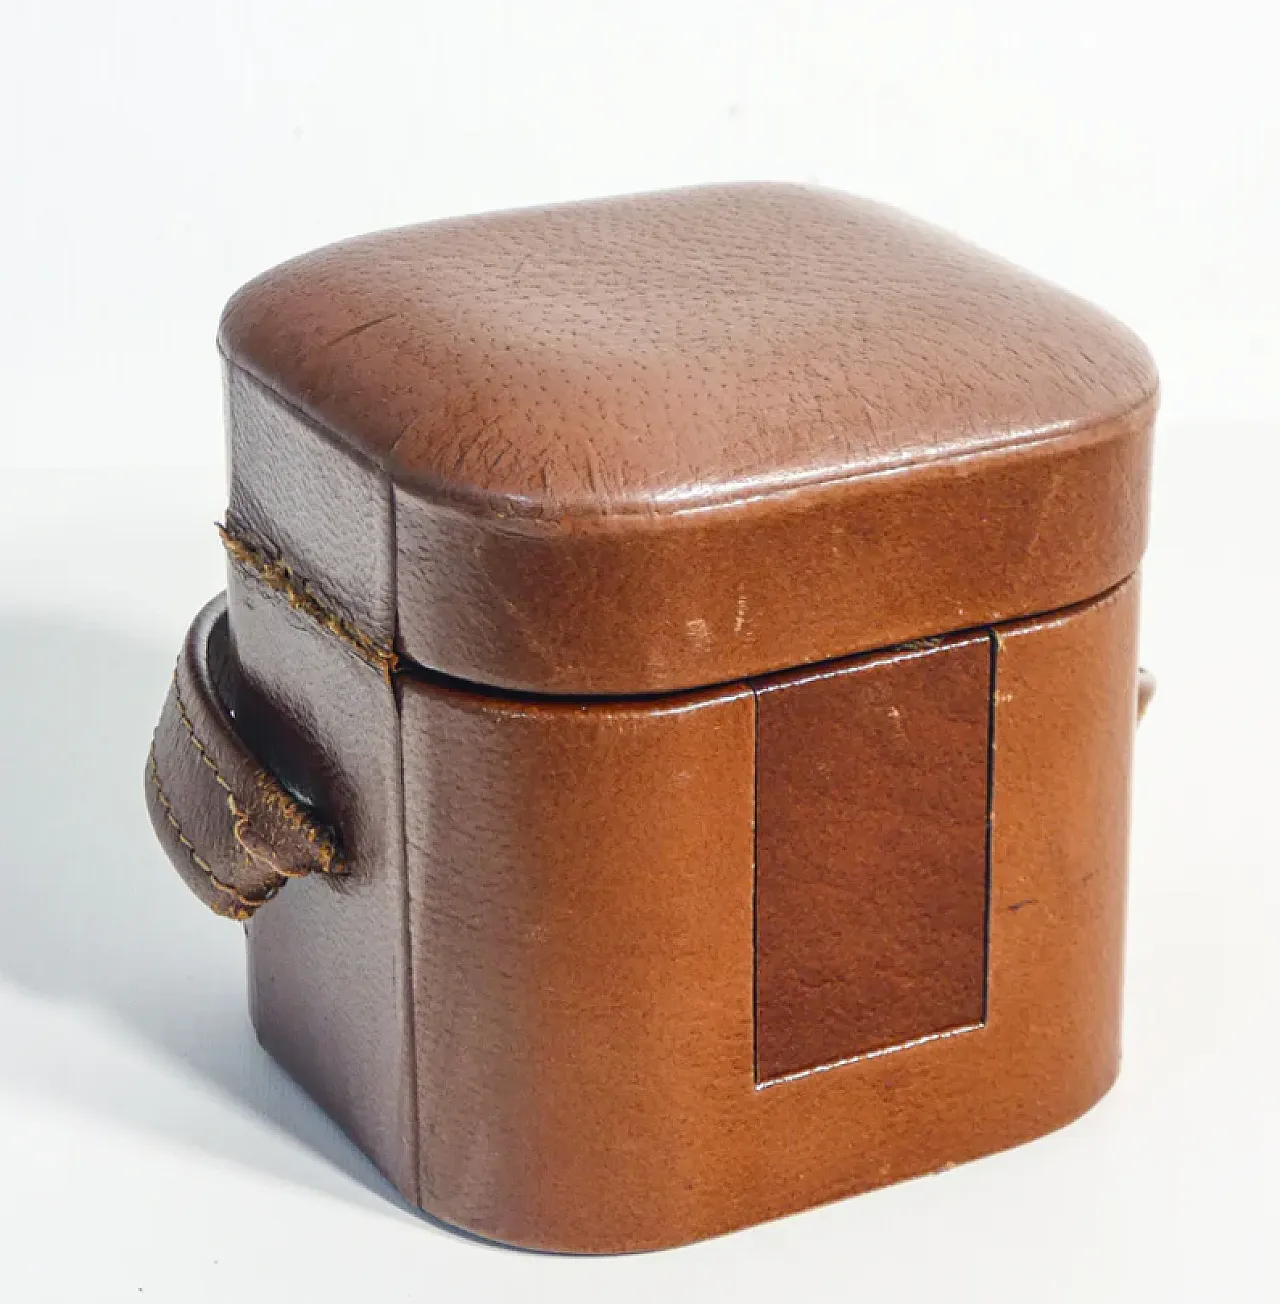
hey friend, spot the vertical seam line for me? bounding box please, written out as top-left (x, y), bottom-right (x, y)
top-left (750, 681), bottom-right (761, 1085)
top-left (389, 478), bottom-right (422, 1207)
top-left (982, 627), bottom-right (999, 1025)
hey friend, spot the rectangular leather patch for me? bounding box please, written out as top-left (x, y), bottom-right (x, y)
top-left (753, 633), bottom-right (993, 1083)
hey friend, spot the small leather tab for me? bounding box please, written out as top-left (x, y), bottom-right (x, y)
top-left (145, 593), bottom-right (346, 920)
top-left (1137, 667), bottom-right (1156, 721)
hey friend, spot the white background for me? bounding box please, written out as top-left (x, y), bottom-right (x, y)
top-left (0, 2), bottom-right (1275, 1300)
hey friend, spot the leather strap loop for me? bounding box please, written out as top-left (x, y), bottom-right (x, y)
top-left (145, 593), bottom-right (346, 921)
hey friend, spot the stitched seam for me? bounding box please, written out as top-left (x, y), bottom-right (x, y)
top-left (388, 472), bottom-right (423, 1205)
top-left (218, 353), bottom-right (1157, 523)
top-left (217, 522), bottom-right (398, 682)
top-left (169, 669), bottom-right (344, 877)
top-left (169, 668), bottom-right (289, 896)
top-left (147, 745), bottom-right (273, 917)
top-left (246, 770), bottom-right (344, 874)
top-left (170, 669), bottom-right (236, 797)
top-left (230, 807), bottom-right (308, 880)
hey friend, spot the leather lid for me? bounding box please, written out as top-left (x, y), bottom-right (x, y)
top-left (219, 183), bottom-right (1157, 695)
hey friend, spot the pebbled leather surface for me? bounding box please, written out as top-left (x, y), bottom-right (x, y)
top-left (226, 413), bottom-right (420, 1204)
top-left (225, 364), bottom-right (396, 643)
top-left (392, 577), bottom-right (1141, 1251)
top-left (142, 186), bottom-right (1159, 1248)
top-left (217, 183), bottom-right (1158, 693)
top-left (144, 594), bottom-right (346, 921)
top-left (391, 409), bottom-right (1152, 693)
top-left (220, 183), bottom-right (1156, 514)
top-left (147, 571), bottom-right (1148, 1249)
top-left (399, 674), bottom-right (758, 1252)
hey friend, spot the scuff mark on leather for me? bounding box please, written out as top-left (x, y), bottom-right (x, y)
top-left (318, 312), bottom-right (399, 350)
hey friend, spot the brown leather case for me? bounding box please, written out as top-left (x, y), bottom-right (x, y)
top-left (145, 184), bottom-right (1157, 1252)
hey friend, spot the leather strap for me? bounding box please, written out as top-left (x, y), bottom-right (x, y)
top-left (145, 593), bottom-right (346, 921)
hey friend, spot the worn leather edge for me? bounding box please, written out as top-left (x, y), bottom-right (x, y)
top-left (220, 348), bottom-right (1156, 529)
top-left (145, 592), bottom-right (347, 920)
top-left (213, 510), bottom-right (1160, 723)
top-left (392, 405), bottom-right (1154, 694)
top-left (210, 354), bottom-right (1154, 695)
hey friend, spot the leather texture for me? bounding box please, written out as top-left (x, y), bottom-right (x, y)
top-left (143, 184), bottom-right (1159, 1251)
top-left (397, 576), bottom-right (1142, 1251)
top-left (218, 182), bottom-right (1158, 693)
top-left (148, 574), bottom-right (1148, 1250)
top-left (228, 555), bottom-right (418, 1202)
top-left (145, 594), bottom-right (346, 921)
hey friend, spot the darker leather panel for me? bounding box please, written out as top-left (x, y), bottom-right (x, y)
top-left (144, 593), bottom-right (345, 921)
top-left (753, 633), bottom-right (992, 1082)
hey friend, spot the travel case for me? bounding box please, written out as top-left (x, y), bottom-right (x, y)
top-left (146, 183), bottom-right (1158, 1252)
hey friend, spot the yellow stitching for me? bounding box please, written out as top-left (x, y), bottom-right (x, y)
top-left (171, 667), bottom-right (299, 895)
top-left (208, 870), bottom-right (278, 909)
top-left (147, 747), bottom-right (216, 879)
top-left (147, 745), bottom-right (267, 920)
top-left (217, 522), bottom-right (398, 683)
top-left (232, 808), bottom-right (311, 879)
top-left (170, 670), bottom-right (235, 797)
top-left (249, 771), bottom-right (344, 874)
top-left (170, 667), bottom-right (345, 879)
top-left (229, 795), bottom-right (290, 875)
